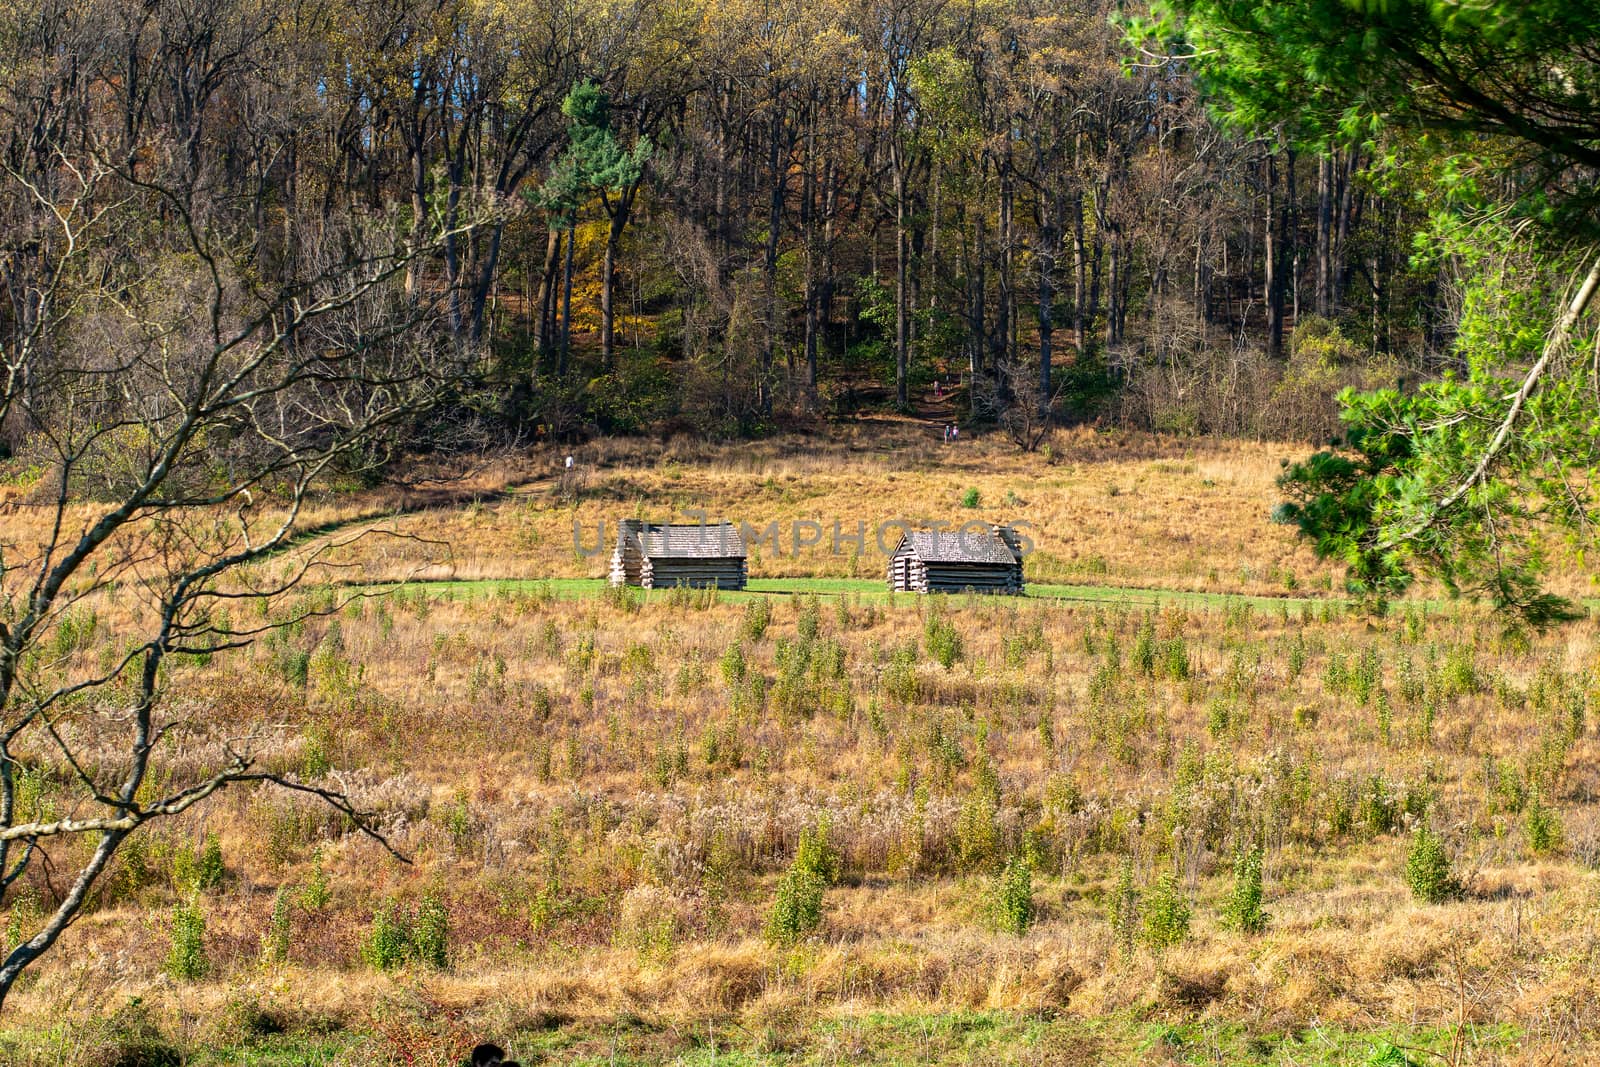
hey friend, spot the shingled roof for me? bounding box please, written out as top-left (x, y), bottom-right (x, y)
top-left (896, 528), bottom-right (1019, 566)
top-left (630, 522), bottom-right (746, 558)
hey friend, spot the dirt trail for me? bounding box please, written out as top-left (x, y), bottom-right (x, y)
top-left (907, 377), bottom-right (967, 441)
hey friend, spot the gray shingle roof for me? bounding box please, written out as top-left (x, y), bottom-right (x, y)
top-left (898, 528), bottom-right (1019, 566)
top-left (633, 522), bottom-right (746, 558)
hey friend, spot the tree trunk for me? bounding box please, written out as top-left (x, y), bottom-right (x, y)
top-left (0, 827), bottom-right (129, 1008)
top-left (1316, 150), bottom-right (1333, 318)
top-left (992, 168), bottom-right (1013, 398)
top-left (1335, 146), bottom-right (1362, 310)
top-left (468, 221), bottom-right (505, 345)
top-left (762, 101), bottom-right (784, 414)
top-left (560, 223), bottom-right (575, 377)
top-left (1037, 199), bottom-right (1056, 415)
top-left (405, 109), bottom-right (428, 301)
top-left (1072, 191), bottom-right (1087, 356)
top-left (1264, 146), bottom-right (1285, 358)
top-left (893, 140), bottom-right (909, 410)
top-left (970, 213), bottom-right (986, 379)
top-left (802, 115), bottom-right (819, 405)
top-left (1104, 233), bottom-right (1120, 348)
top-left (534, 226), bottom-right (561, 368)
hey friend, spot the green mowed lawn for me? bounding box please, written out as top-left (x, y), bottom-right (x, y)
top-left (354, 575), bottom-right (1340, 613)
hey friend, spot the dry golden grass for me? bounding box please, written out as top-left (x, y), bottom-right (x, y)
top-left (298, 426), bottom-right (1334, 594)
top-left (2, 428), bottom-right (1598, 1064)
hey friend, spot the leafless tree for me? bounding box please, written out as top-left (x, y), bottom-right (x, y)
top-left (0, 76), bottom-right (482, 1004)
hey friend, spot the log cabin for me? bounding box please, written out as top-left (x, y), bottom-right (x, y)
top-left (610, 519), bottom-right (748, 590)
top-left (887, 525), bottom-right (1024, 594)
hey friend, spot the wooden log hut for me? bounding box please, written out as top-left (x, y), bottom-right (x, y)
top-left (609, 519), bottom-right (748, 590)
top-left (887, 524), bottom-right (1025, 595)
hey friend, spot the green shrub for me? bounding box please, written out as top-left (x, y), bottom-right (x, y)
top-left (412, 891), bottom-right (450, 969)
top-left (1405, 825), bottom-right (1461, 903)
top-left (603, 582), bottom-right (640, 613)
top-left (1131, 617), bottom-right (1157, 677)
top-left (796, 595), bottom-right (821, 639)
top-left (1160, 636), bottom-right (1191, 680)
top-left (1287, 633), bottom-right (1307, 679)
top-left (993, 854), bottom-right (1034, 935)
top-left (1107, 859), bottom-right (1140, 957)
top-left (956, 762), bottom-right (1002, 872)
top-left (794, 820), bottom-right (841, 885)
top-left (1220, 845), bottom-right (1269, 933)
top-left (765, 867), bottom-right (825, 946)
top-left (298, 850), bottom-right (331, 910)
top-left (361, 899), bottom-right (412, 971)
top-left (261, 885), bottom-right (294, 964)
top-left (300, 724), bottom-right (333, 778)
top-left (960, 487), bottom-right (981, 509)
top-left (171, 832), bottom-right (225, 894)
top-left (271, 642), bottom-right (310, 689)
top-left (165, 898), bottom-right (209, 980)
top-left (1359, 775), bottom-right (1398, 836)
top-left (924, 612), bottom-right (963, 670)
top-left (50, 607), bottom-right (99, 659)
top-left (1141, 871), bottom-right (1190, 951)
top-left (196, 832), bottom-right (225, 890)
top-left (719, 643), bottom-right (747, 687)
top-left (883, 643), bottom-right (920, 704)
top-left (741, 597), bottom-right (772, 641)
top-left (1524, 791), bottom-right (1564, 856)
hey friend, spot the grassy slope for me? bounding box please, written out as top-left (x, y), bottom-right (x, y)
top-left (3, 430), bottom-right (1597, 1066)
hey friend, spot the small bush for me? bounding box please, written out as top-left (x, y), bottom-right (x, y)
top-left (956, 764), bottom-right (1002, 872)
top-left (883, 643), bottom-right (920, 704)
top-left (794, 820), bottom-right (841, 885)
top-left (1141, 872), bottom-right (1190, 951)
top-left (924, 613), bottom-right (963, 670)
top-left (261, 885), bottom-right (294, 964)
top-left (298, 849), bottom-right (331, 910)
top-left (719, 643), bottom-right (746, 687)
top-left (1524, 792), bottom-right (1564, 856)
top-left (1404, 825), bottom-right (1461, 904)
top-left (796, 595), bottom-right (821, 639)
top-left (765, 867), bottom-right (825, 946)
top-left (165, 898), bottom-right (209, 980)
top-left (411, 891), bottom-right (450, 969)
top-left (1131, 617), bottom-right (1157, 676)
top-left (361, 899), bottom-right (412, 971)
top-left (195, 832), bottom-right (225, 890)
top-left (1359, 775), bottom-right (1398, 836)
top-left (1107, 859), bottom-right (1140, 957)
top-left (741, 598), bottom-right (772, 641)
top-left (960, 487), bottom-right (981, 509)
top-left (603, 582), bottom-right (640, 613)
top-left (1220, 845), bottom-right (1269, 933)
top-left (993, 853), bottom-right (1034, 935)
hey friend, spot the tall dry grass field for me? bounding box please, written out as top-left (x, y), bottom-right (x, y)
top-left (1, 429), bottom-right (1596, 1064)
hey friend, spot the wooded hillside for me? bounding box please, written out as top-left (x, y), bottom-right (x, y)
top-left (1, 0), bottom-right (1497, 444)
